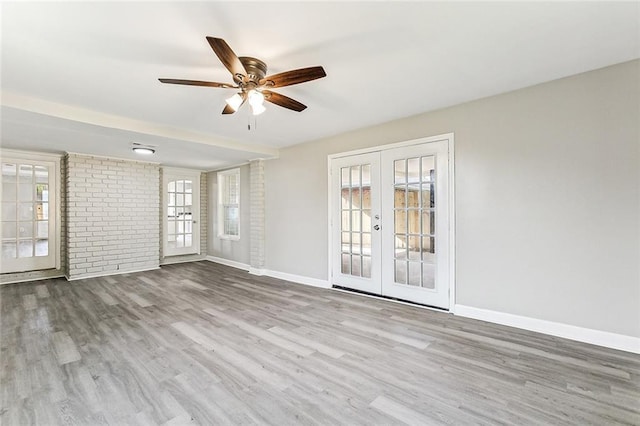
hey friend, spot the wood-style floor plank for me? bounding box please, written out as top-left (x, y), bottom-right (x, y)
top-left (1, 261), bottom-right (639, 425)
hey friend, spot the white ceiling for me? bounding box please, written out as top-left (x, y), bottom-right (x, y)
top-left (2, 2), bottom-right (638, 170)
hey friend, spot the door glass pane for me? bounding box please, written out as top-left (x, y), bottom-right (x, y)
top-left (394, 186), bottom-right (406, 208)
top-left (176, 180), bottom-right (184, 192)
top-left (341, 167), bottom-right (349, 186)
top-left (362, 233), bottom-right (371, 255)
top-left (362, 256), bottom-right (371, 279)
top-left (422, 157), bottom-right (435, 181)
top-left (18, 203), bottom-right (33, 220)
top-left (351, 232), bottom-right (361, 254)
top-left (339, 162), bottom-right (372, 278)
top-left (394, 235), bottom-right (407, 260)
top-left (341, 188), bottom-right (350, 209)
top-left (341, 211), bottom-right (350, 231)
top-left (36, 221), bottom-right (48, 239)
top-left (2, 203), bottom-right (16, 221)
top-left (18, 184), bottom-right (33, 201)
top-left (18, 240), bottom-right (33, 258)
top-left (351, 255), bottom-right (361, 277)
top-left (394, 160), bottom-right (405, 184)
top-left (18, 165), bottom-right (33, 183)
top-left (407, 185), bottom-right (419, 208)
top-left (407, 158), bottom-right (420, 183)
top-left (392, 154), bottom-right (437, 288)
top-left (408, 262), bottom-right (421, 286)
top-left (394, 210), bottom-right (406, 234)
top-left (351, 187), bottom-right (360, 208)
top-left (35, 166), bottom-right (48, 183)
top-left (341, 254), bottom-right (350, 274)
top-left (350, 166), bottom-right (360, 186)
top-left (394, 260), bottom-right (407, 284)
top-left (422, 262), bottom-right (435, 289)
top-left (35, 239), bottom-right (48, 257)
top-left (408, 210), bottom-right (420, 234)
top-left (351, 211), bottom-right (361, 232)
top-left (18, 222), bottom-right (33, 238)
top-left (362, 210), bottom-right (371, 232)
top-left (2, 222), bottom-right (16, 239)
top-left (2, 183), bottom-right (16, 200)
top-left (2, 242), bottom-right (17, 259)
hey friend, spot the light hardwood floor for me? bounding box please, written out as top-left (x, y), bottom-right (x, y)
top-left (1, 261), bottom-right (639, 425)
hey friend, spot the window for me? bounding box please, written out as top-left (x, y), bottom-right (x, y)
top-left (217, 168), bottom-right (240, 239)
top-left (1, 151), bottom-right (60, 273)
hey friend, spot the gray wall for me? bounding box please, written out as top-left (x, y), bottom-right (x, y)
top-left (207, 164), bottom-right (251, 266)
top-left (264, 60), bottom-right (640, 338)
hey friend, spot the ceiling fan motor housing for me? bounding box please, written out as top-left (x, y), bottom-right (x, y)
top-left (236, 57), bottom-right (267, 87)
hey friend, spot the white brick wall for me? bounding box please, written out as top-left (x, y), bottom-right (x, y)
top-left (249, 160), bottom-right (265, 270)
top-left (66, 154), bottom-right (160, 279)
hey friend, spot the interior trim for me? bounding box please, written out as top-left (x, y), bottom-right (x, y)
top-left (455, 304), bottom-right (640, 354)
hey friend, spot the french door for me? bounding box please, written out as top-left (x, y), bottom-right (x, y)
top-left (330, 138), bottom-right (451, 309)
top-left (1, 153), bottom-right (59, 274)
top-left (163, 168), bottom-right (200, 257)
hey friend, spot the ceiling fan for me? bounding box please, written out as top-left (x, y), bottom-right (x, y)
top-left (159, 37), bottom-right (326, 115)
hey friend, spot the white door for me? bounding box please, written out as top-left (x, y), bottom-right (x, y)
top-left (163, 168), bottom-right (200, 257)
top-left (330, 138), bottom-right (451, 309)
top-left (331, 153), bottom-right (382, 294)
top-left (380, 141), bottom-right (450, 307)
top-left (1, 155), bottom-right (59, 273)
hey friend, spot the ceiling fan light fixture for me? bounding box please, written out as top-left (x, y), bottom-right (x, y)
top-left (248, 90), bottom-right (265, 107)
top-left (251, 103), bottom-right (266, 116)
top-left (225, 93), bottom-right (244, 111)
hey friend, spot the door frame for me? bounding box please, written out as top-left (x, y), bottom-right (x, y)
top-left (162, 167), bottom-right (202, 257)
top-left (0, 149), bottom-right (62, 274)
top-left (327, 133), bottom-right (456, 311)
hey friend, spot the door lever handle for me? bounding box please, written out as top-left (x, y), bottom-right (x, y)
top-left (373, 225), bottom-right (380, 231)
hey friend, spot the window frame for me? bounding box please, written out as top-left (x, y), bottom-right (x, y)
top-left (217, 168), bottom-right (240, 241)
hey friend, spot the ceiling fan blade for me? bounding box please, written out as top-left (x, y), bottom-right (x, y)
top-left (159, 78), bottom-right (237, 89)
top-left (259, 66), bottom-right (326, 88)
top-left (263, 90), bottom-right (307, 112)
top-left (206, 37), bottom-right (247, 81)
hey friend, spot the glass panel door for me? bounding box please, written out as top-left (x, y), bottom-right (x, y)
top-left (331, 152), bottom-right (381, 294)
top-left (1, 158), bottom-right (57, 273)
top-left (381, 141), bottom-right (450, 308)
top-left (163, 169), bottom-right (200, 257)
top-left (330, 138), bottom-right (450, 309)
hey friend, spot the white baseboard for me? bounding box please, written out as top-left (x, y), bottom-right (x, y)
top-left (66, 266), bottom-right (160, 281)
top-left (262, 269), bottom-right (331, 289)
top-left (205, 256), bottom-right (250, 271)
top-left (0, 273), bottom-right (65, 285)
top-left (205, 256), bottom-right (329, 289)
top-left (161, 255), bottom-right (206, 265)
top-left (455, 304), bottom-right (640, 354)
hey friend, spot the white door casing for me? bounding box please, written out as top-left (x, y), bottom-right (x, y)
top-left (329, 134), bottom-right (454, 309)
top-left (163, 168), bottom-right (200, 257)
top-left (331, 152), bottom-right (382, 294)
top-left (0, 151), bottom-right (61, 274)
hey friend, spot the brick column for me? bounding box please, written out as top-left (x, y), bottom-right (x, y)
top-left (249, 159), bottom-right (265, 273)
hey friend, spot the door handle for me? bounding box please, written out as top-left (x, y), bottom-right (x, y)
top-left (373, 225), bottom-right (380, 231)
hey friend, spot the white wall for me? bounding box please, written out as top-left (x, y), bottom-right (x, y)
top-left (66, 154), bottom-right (160, 279)
top-left (264, 60), bottom-right (640, 338)
top-left (207, 164), bottom-right (251, 266)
